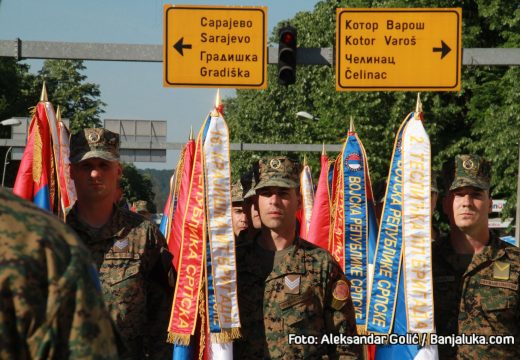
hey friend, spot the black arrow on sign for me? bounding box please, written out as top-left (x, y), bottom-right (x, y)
top-left (432, 41), bottom-right (451, 59)
top-left (173, 37), bottom-right (192, 56)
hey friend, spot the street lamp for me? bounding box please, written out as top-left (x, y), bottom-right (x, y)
top-left (296, 111), bottom-right (320, 121)
top-left (1, 118), bottom-right (22, 127)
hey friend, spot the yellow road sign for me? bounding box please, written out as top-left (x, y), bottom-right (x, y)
top-left (336, 8), bottom-right (462, 91)
top-left (164, 5), bottom-right (267, 89)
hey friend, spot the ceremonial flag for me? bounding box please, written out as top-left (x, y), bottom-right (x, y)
top-left (169, 136), bottom-right (196, 271)
top-left (168, 121), bottom-right (206, 347)
top-left (13, 84), bottom-right (59, 212)
top-left (340, 119), bottom-right (375, 334)
top-left (370, 96), bottom-right (437, 359)
top-left (56, 106), bottom-right (76, 218)
top-left (298, 157), bottom-right (314, 239)
top-left (168, 91), bottom-right (240, 360)
top-left (307, 145), bottom-right (331, 249)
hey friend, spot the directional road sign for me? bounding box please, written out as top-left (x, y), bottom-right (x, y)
top-left (336, 8), bottom-right (462, 91)
top-left (164, 5), bottom-right (267, 88)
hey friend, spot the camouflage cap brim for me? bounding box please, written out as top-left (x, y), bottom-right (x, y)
top-left (255, 178), bottom-right (299, 191)
top-left (71, 150), bottom-right (120, 164)
top-left (449, 177), bottom-right (490, 191)
top-left (243, 188), bottom-right (256, 199)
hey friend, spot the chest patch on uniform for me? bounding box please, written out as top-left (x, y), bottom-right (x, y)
top-left (493, 261), bottom-right (510, 280)
top-left (331, 280), bottom-right (349, 310)
top-left (113, 239), bottom-right (129, 252)
top-left (480, 279), bottom-right (518, 291)
top-left (284, 275), bottom-right (300, 294)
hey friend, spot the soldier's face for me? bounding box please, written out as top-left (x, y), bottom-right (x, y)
top-left (256, 186), bottom-right (301, 232)
top-left (232, 202), bottom-right (248, 236)
top-left (244, 197), bottom-right (262, 229)
top-left (71, 158), bottom-right (122, 202)
top-left (443, 186), bottom-right (492, 233)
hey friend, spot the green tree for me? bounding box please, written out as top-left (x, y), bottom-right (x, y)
top-left (0, 59), bottom-right (38, 136)
top-left (120, 162), bottom-right (157, 213)
top-left (37, 60), bottom-right (105, 133)
top-left (225, 0), bottom-right (520, 218)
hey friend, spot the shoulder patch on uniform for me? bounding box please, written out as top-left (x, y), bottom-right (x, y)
top-left (331, 280), bottom-right (349, 310)
top-left (493, 261), bottom-right (510, 280)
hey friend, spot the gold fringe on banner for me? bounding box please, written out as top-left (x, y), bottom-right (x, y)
top-left (210, 327), bottom-right (242, 344)
top-left (166, 333), bottom-right (191, 346)
top-left (197, 285), bottom-right (206, 360)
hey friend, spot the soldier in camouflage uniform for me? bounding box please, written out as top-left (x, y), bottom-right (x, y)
top-left (0, 187), bottom-right (120, 359)
top-left (135, 200), bottom-right (152, 220)
top-left (433, 154), bottom-right (520, 359)
top-left (66, 128), bottom-right (174, 359)
top-left (236, 164), bottom-right (262, 246)
top-left (234, 156), bottom-right (359, 359)
top-left (231, 180), bottom-right (249, 237)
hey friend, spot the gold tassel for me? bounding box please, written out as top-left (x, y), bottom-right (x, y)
top-left (167, 333), bottom-right (191, 346)
top-left (356, 325), bottom-right (367, 335)
top-left (210, 327), bottom-right (242, 344)
top-left (197, 285), bottom-right (206, 360)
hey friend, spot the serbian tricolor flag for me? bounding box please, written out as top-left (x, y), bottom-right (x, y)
top-left (13, 84), bottom-right (59, 212)
top-left (159, 173), bottom-right (175, 238)
top-left (298, 156), bottom-right (314, 239)
top-left (307, 145), bottom-right (331, 249)
top-left (369, 95), bottom-right (437, 360)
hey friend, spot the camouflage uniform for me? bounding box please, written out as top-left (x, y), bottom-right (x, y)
top-left (0, 188), bottom-right (120, 359)
top-left (135, 200), bottom-right (151, 214)
top-left (433, 155), bottom-right (520, 359)
top-left (68, 128), bottom-right (174, 359)
top-left (234, 156), bottom-right (359, 360)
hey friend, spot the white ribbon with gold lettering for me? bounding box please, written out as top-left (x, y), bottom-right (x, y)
top-left (402, 114), bottom-right (434, 333)
top-left (203, 113), bottom-right (241, 336)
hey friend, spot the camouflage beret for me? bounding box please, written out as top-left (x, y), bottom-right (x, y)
top-left (70, 128), bottom-right (120, 164)
top-left (231, 180), bottom-right (244, 203)
top-left (443, 154), bottom-right (491, 191)
top-left (135, 200), bottom-right (150, 213)
top-left (240, 163), bottom-right (260, 199)
top-left (255, 156), bottom-right (301, 190)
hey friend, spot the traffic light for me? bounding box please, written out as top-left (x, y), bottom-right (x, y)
top-left (278, 26), bottom-right (297, 85)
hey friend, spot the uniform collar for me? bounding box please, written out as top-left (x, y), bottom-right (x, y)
top-left (438, 231), bottom-right (507, 276)
top-left (67, 203), bottom-right (127, 242)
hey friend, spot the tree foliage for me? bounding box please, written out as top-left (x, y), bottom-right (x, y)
top-left (225, 0), bottom-right (520, 217)
top-left (37, 60), bottom-right (105, 133)
top-left (121, 163), bottom-right (157, 213)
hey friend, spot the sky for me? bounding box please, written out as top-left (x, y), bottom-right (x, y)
top-left (0, 0), bottom-right (319, 170)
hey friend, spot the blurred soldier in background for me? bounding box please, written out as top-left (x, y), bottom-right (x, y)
top-left (231, 180), bottom-right (249, 237)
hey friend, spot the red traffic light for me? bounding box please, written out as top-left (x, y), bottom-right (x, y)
top-left (281, 32), bottom-right (295, 45)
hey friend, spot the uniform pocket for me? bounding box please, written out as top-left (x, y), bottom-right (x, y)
top-left (103, 252), bottom-right (141, 285)
top-left (282, 291), bottom-right (322, 333)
